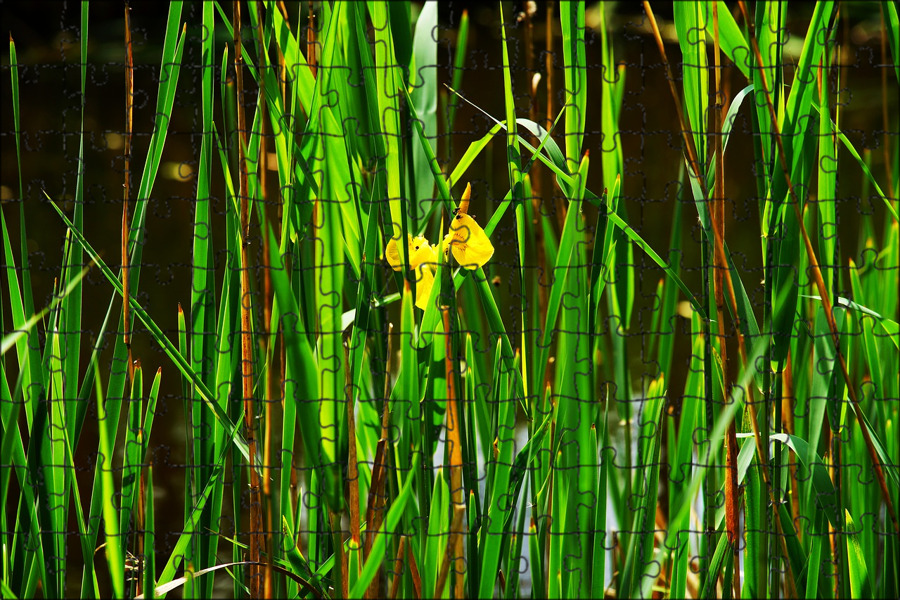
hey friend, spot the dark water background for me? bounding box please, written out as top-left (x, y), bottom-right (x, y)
top-left (1, 2), bottom-right (895, 596)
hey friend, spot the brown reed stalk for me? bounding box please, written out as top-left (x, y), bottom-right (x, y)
top-left (233, 2), bottom-right (264, 597)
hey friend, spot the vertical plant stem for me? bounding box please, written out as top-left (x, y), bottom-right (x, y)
top-left (253, 5), bottom-right (275, 595)
top-left (234, 2), bottom-right (263, 597)
top-left (123, 1), bottom-right (134, 383)
top-left (365, 324), bottom-right (393, 599)
top-left (542, 6), bottom-right (557, 585)
top-left (388, 536), bottom-right (407, 600)
top-left (832, 421), bottom-right (842, 598)
top-left (345, 340), bottom-right (361, 560)
top-left (122, 5), bottom-right (141, 594)
top-left (881, 4), bottom-right (895, 199)
top-left (712, 5), bottom-right (741, 597)
top-left (330, 510), bottom-right (346, 598)
top-left (524, 6), bottom-right (549, 372)
top-left (441, 306), bottom-right (465, 598)
top-left (782, 351), bottom-right (802, 540)
top-left (545, 1), bottom-right (566, 230)
top-left (307, 1), bottom-right (317, 79)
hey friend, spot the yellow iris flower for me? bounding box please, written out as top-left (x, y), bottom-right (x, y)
top-left (442, 212), bottom-right (494, 270)
top-left (384, 183), bottom-right (494, 310)
top-left (443, 182), bottom-right (494, 270)
top-left (385, 234), bottom-right (438, 311)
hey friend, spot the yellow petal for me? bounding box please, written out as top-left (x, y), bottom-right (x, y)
top-left (408, 235), bottom-right (437, 270)
top-left (458, 182), bottom-right (472, 215)
top-left (413, 264), bottom-right (436, 311)
top-left (447, 213), bottom-right (494, 270)
top-left (384, 233), bottom-right (407, 271)
top-left (387, 233), bottom-right (439, 272)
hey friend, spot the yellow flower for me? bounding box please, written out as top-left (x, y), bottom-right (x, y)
top-left (385, 234), bottom-right (437, 271)
top-left (442, 183), bottom-right (494, 270)
top-left (385, 233), bottom-right (438, 310)
top-left (383, 183), bottom-right (494, 310)
top-left (412, 264), bottom-right (436, 311)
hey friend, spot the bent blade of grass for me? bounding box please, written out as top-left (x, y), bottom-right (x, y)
top-left (142, 560), bottom-right (323, 600)
top-left (446, 84), bottom-right (577, 193)
top-left (828, 125), bottom-right (899, 223)
top-left (411, 84), bottom-right (567, 234)
top-left (702, 83), bottom-right (755, 193)
top-left (47, 196), bottom-right (253, 463)
top-left (771, 429), bottom-right (878, 593)
top-left (595, 191), bottom-right (707, 319)
top-left (70, 0), bottom-right (189, 475)
top-left (849, 263), bottom-right (888, 406)
top-left (1, 264), bottom-right (91, 357)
